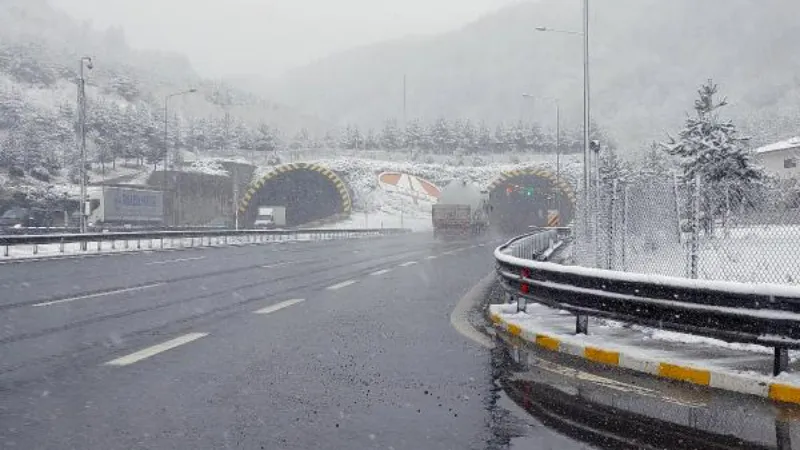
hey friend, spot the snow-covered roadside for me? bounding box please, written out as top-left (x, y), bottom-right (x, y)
top-left (490, 301), bottom-right (800, 404)
top-left (0, 231), bottom-right (383, 261)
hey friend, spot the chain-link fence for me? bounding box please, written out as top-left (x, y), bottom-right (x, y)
top-left (575, 174), bottom-right (800, 285)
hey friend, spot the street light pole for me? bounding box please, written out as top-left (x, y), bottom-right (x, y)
top-left (163, 89), bottom-right (197, 226)
top-left (582, 0), bottom-right (592, 260)
top-left (77, 56), bottom-right (93, 234)
top-left (534, 2), bottom-right (591, 256)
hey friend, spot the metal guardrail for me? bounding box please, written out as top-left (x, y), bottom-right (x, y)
top-left (1, 228), bottom-right (408, 257)
top-left (495, 231), bottom-right (800, 375)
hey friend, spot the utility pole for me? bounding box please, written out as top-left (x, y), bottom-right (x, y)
top-left (77, 56), bottom-right (92, 234)
top-left (404, 74), bottom-right (411, 158)
top-left (582, 0), bottom-right (592, 261)
top-left (163, 88), bottom-right (197, 226)
top-left (555, 100), bottom-right (561, 215)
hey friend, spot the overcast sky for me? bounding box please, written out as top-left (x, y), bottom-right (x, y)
top-left (50, 0), bottom-right (524, 79)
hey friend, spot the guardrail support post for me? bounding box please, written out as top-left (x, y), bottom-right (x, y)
top-left (60, 240), bottom-right (65, 253)
top-left (33, 244), bottom-right (38, 255)
top-left (774, 347), bottom-right (789, 376)
top-left (160, 237), bottom-right (164, 249)
top-left (516, 296), bottom-right (527, 313)
top-left (4, 245), bottom-right (8, 257)
top-left (576, 315), bottom-right (589, 334)
top-left (124, 239), bottom-right (129, 249)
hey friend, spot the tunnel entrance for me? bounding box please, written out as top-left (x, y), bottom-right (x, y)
top-left (488, 168), bottom-right (575, 235)
top-left (239, 163), bottom-right (352, 227)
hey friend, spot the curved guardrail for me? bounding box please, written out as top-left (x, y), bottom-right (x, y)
top-left (1, 228), bottom-right (408, 257)
top-left (495, 231), bottom-right (800, 375)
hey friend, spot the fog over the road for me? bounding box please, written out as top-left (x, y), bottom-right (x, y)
top-left (49, 0), bottom-right (527, 77)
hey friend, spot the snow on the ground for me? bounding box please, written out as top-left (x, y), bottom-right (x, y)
top-left (305, 156), bottom-right (580, 231)
top-left (625, 224), bottom-right (800, 285)
top-left (0, 231), bottom-right (382, 261)
top-left (492, 302), bottom-right (800, 380)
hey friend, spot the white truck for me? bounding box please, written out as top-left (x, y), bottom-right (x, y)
top-left (253, 206), bottom-right (287, 229)
top-left (432, 180), bottom-right (491, 239)
top-left (86, 186), bottom-right (164, 229)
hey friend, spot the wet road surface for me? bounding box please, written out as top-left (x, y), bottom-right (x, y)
top-left (0, 232), bottom-right (590, 449)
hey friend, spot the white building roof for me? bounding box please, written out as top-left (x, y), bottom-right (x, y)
top-left (754, 137), bottom-right (800, 155)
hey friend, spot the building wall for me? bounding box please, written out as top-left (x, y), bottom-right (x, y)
top-left (755, 146), bottom-right (800, 179)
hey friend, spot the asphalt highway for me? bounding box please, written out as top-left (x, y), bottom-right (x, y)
top-left (0, 232), bottom-right (592, 449)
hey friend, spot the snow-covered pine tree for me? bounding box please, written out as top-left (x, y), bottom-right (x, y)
top-left (364, 128), bottom-right (379, 150)
top-left (477, 121), bottom-right (492, 153)
top-left (379, 119), bottom-right (401, 150)
top-left (403, 119), bottom-right (423, 150)
top-left (460, 119), bottom-right (477, 153)
top-left (429, 117), bottom-right (451, 154)
top-left (662, 79), bottom-right (765, 230)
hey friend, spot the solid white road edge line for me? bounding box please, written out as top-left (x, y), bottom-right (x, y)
top-left (326, 279), bottom-right (357, 290)
top-left (146, 256), bottom-right (206, 265)
top-left (103, 332), bottom-right (209, 366)
top-left (370, 269), bottom-right (391, 276)
top-left (32, 283), bottom-right (164, 307)
top-left (450, 271), bottom-right (495, 349)
top-left (254, 298), bottom-right (305, 314)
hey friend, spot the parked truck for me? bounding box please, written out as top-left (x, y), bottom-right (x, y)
top-left (253, 206), bottom-right (287, 229)
top-left (86, 186), bottom-right (164, 229)
top-left (432, 179), bottom-right (490, 239)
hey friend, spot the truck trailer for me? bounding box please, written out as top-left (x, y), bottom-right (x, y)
top-left (432, 179), bottom-right (490, 239)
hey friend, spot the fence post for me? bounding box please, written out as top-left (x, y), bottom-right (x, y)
top-left (774, 347), bottom-right (789, 376)
top-left (673, 173), bottom-right (683, 245)
top-left (576, 315), bottom-right (589, 334)
top-left (622, 184), bottom-right (629, 271)
top-left (4, 245), bottom-right (8, 257)
top-left (60, 239), bottom-right (65, 253)
top-left (33, 243), bottom-right (38, 255)
top-left (689, 174), bottom-right (700, 279)
top-left (607, 180), bottom-right (617, 269)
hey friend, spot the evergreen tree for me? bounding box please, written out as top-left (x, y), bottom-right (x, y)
top-left (364, 128), bottom-right (379, 150)
top-left (379, 118), bottom-right (401, 150)
top-left (663, 79), bottom-right (765, 227)
top-left (403, 119), bottom-right (423, 150)
top-left (477, 121), bottom-right (493, 153)
top-left (253, 123), bottom-right (279, 152)
top-left (430, 117), bottom-right (451, 153)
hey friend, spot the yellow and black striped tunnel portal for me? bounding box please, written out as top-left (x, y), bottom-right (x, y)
top-left (238, 163), bottom-right (352, 227)
top-left (486, 167), bottom-right (576, 234)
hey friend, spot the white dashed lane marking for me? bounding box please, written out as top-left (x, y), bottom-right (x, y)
top-left (326, 279), bottom-right (358, 290)
top-left (32, 283), bottom-right (163, 307)
top-left (103, 333), bottom-right (209, 367)
top-left (254, 298), bottom-right (305, 314)
top-left (370, 269), bottom-right (391, 276)
top-left (399, 261), bottom-right (418, 267)
top-left (146, 256), bottom-right (206, 265)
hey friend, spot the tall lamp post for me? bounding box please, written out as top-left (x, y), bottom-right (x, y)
top-left (77, 56), bottom-right (93, 234)
top-left (163, 88), bottom-right (197, 226)
top-left (522, 94), bottom-right (561, 216)
top-left (535, 0), bottom-right (591, 253)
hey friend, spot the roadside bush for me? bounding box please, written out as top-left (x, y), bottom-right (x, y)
top-left (8, 166), bottom-right (24, 178)
top-left (30, 166), bottom-right (51, 182)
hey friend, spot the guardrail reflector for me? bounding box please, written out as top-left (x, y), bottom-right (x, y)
top-left (520, 268), bottom-right (531, 294)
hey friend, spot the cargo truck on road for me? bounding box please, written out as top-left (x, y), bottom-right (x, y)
top-left (432, 180), bottom-right (490, 239)
top-left (253, 206), bottom-right (287, 229)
